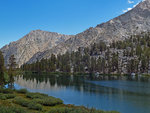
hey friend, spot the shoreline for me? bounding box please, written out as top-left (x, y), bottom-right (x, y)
top-left (0, 88), bottom-right (119, 113)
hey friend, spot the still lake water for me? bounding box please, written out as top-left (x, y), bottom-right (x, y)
top-left (14, 74), bottom-right (150, 113)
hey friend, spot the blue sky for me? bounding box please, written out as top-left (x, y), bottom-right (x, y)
top-left (0, 0), bottom-right (142, 48)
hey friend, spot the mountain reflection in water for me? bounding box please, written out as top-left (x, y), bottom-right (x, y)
top-left (14, 74), bottom-right (150, 113)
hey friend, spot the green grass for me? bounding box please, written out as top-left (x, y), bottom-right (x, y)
top-left (0, 88), bottom-right (119, 113)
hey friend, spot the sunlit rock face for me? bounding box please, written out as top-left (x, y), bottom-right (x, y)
top-left (0, 30), bottom-right (71, 67)
top-left (1, 0), bottom-right (150, 66)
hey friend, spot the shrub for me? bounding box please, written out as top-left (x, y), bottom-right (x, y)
top-left (0, 94), bottom-right (7, 100)
top-left (16, 89), bottom-right (28, 94)
top-left (0, 106), bottom-right (27, 113)
top-left (0, 93), bottom-right (16, 100)
top-left (14, 97), bottom-right (29, 107)
top-left (28, 101), bottom-right (42, 111)
top-left (34, 97), bottom-right (63, 106)
top-left (0, 88), bottom-right (13, 94)
top-left (14, 97), bottom-right (42, 111)
top-left (26, 92), bottom-right (48, 99)
top-left (5, 94), bottom-right (16, 99)
top-left (26, 92), bottom-right (63, 106)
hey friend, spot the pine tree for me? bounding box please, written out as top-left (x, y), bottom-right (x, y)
top-left (136, 45), bottom-right (142, 57)
top-left (0, 51), bottom-right (6, 87)
top-left (8, 55), bottom-right (17, 88)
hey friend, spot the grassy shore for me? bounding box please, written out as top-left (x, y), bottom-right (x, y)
top-left (0, 88), bottom-right (119, 113)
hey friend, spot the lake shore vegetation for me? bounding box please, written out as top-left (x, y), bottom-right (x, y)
top-left (0, 88), bottom-right (119, 113)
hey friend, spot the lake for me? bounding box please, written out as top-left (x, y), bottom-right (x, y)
top-left (14, 74), bottom-right (150, 113)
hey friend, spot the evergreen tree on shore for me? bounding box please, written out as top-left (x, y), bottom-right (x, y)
top-left (0, 51), bottom-right (6, 87)
top-left (8, 55), bottom-right (17, 88)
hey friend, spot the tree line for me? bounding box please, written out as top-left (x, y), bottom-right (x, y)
top-left (21, 32), bottom-right (150, 75)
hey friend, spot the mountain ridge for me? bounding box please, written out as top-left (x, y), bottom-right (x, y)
top-left (1, 0), bottom-right (150, 66)
top-left (28, 0), bottom-right (150, 63)
top-left (1, 30), bottom-right (72, 67)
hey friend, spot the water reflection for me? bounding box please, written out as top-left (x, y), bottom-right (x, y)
top-left (15, 74), bottom-right (150, 96)
top-left (14, 74), bottom-right (150, 113)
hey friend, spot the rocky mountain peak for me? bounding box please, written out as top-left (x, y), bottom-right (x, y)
top-left (140, 0), bottom-right (150, 8)
top-left (1, 30), bottom-right (71, 67)
top-left (1, 0), bottom-right (150, 67)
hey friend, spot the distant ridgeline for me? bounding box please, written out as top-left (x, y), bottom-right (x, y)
top-left (21, 32), bottom-right (150, 75)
